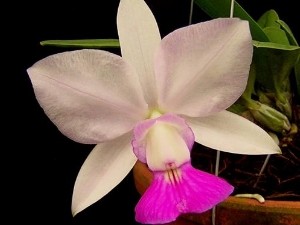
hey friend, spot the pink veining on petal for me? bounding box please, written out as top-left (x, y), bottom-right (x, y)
top-left (131, 113), bottom-right (194, 163)
top-left (179, 163), bottom-right (234, 213)
top-left (135, 169), bottom-right (180, 224)
top-left (135, 162), bottom-right (233, 224)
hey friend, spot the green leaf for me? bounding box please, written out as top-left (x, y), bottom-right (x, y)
top-left (253, 41), bottom-right (300, 50)
top-left (242, 61), bottom-right (257, 100)
top-left (295, 58), bottom-right (300, 98)
top-left (252, 41), bottom-right (300, 118)
top-left (257, 9), bottom-right (280, 28)
top-left (40, 39), bottom-right (120, 48)
top-left (257, 10), bottom-right (291, 45)
top-left (277, 19), bottom-right (299, 46)
top-left (194, 0), bottom-right (269, 42)
top-left (262, 27), bottom-right (290, 45)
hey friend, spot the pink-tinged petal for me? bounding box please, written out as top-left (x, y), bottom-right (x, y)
top-left (27, 49), bottom-right (147, 144)
top-left (132, 113), bottom-right (194, 170)
top-left (185, 110), bottom-right (281, 154)
top-left (135, 162), bottom-right (233, 224)
top-left (72, 132), bottom-right (136, 216)
top-left (154, 18), bottom-right (253, 117)
top-left (117, 0), bottom-right (161, 107)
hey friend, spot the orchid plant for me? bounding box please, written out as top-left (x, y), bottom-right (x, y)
top-left (195, 0), bottom-right (300, 136)
top-left (195, 0), bottom-right (300, 199)
top-left (27, 0), bottom-right (281, 224)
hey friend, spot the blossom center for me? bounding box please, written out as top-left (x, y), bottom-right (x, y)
top-left (131, 113), bottom-right (195, 171)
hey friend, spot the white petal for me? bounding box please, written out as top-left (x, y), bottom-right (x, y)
top-left (117, 0), bottom-right (161, 107)
top-left (185, 110), bottom-right (281, 155)
top-left (27, 49), bottom-right (147, 144)
top-left (155, 18), bottom-right (253, 117)
top-left (71, 133), bottom-right (137, 216)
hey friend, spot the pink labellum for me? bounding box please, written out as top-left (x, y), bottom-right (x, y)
top-left (135, 162), bottom-right (234, 224)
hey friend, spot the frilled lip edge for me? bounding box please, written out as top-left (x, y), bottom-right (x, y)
top-left (133, 161), bottom-right (300, 225)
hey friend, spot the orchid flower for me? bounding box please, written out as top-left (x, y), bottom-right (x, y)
top-left (27, 0), bottom-right (281, 224)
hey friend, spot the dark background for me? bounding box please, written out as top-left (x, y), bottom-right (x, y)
top-left (9, 0), bottom-right (299, 224)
